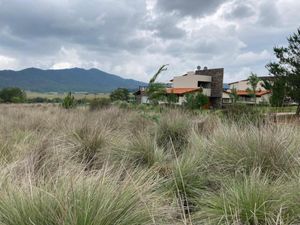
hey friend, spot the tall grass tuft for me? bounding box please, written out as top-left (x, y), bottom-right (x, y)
top-left (156, 111), bottom-right (190, 154)
top-left (0, 170), bottom-right (160, 225)
top-left (196, 171), bottom-right (284, 225)
top-left (207, 124), bottom-right (300, 177)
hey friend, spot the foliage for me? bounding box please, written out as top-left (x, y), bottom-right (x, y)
top-left (89, 97), bottom-right (111, 110)
top-left (266, 28), bottom-right (300, 115)
top-left (166, 93), bottom-right (179, 105)
top-left (62, 92), bottom-right (76, 109)
top-left (184, 92), bottom-right (209, 110)
top-left (0, 87), bottom-right (26, 103)
top-left (247, 73), bottom-right (260, 105)
top-left (110, 88), bottom-right (130, 102)
top-left (222, 103), bottom-right (263, 124)
top-left (229, 87), bottom-right (239, 103)
top-left (146, 83), bottom-right (166, 104)
top-left (146, 65), bottom-right (168, 104)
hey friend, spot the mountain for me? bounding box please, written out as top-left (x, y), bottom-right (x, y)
top-left (0, 68), bottom-right (147, 92)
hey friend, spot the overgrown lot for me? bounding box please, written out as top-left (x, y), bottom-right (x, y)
top-left (0, 104), bottom-right (300, 225)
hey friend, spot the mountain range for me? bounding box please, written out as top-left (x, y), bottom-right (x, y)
top-left (0, 68), bottom-right (147, 92)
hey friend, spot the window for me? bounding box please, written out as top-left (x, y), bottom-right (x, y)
top-left (198, 81), bottom-right (211, 88)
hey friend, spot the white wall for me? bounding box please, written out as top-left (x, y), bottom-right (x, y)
top-left (229, 80), bottom-right (267, 91)
top-left (172, 74), bottom-right (212, 88)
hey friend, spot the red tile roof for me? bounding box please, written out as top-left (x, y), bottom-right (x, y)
top-left (225, 90), bottom-right (271, 97)
top-left (166, 88), bottom-right (201, 94)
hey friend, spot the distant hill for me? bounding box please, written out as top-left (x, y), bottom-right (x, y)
top-left (0, 68), bottom-right (147, 92)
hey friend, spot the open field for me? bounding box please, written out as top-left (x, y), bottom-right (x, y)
top-left (0, 104), bottom-right (300, 224)
top-left (26, 91), bottom-right (109, 99)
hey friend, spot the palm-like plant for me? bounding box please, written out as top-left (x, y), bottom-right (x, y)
top-left (247, 73), bottom-right (260, 105)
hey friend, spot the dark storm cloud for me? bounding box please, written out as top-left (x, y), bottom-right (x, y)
top-left (0, 0), bottom-right (149, 54)
top-left (155, 0), bottom-right (228, 17)
top-left (224, 3), bottom-right (255, 19)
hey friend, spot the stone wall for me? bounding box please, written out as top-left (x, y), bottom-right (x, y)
top-left (195, 68), bottom-right (224, 108)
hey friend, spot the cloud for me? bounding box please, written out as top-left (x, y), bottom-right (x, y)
top-left (0, 55), bottom-right (18, 69)
top-left (0, 0), bottom-right (299, 83)
top-left (155, 0), bottom-right (228, 17)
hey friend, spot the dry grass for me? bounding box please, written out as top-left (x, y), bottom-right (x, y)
top-left (0, 104), bottom-right (299, 224)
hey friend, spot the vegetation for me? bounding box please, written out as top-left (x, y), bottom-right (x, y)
top-left (184, 92), bottom-right (209, 110)
top-left (146, 65), bottom-right (168, 104)
top-left (89, 97), bottom-right (111, 110)
top-left (247, 73), bottom-right (260, 105)
top-left (0, 104), bottom-right (299, 224)
top-left (62, 92), bottom-right (76, 109)
top-left (0, 87), bottom-right (26, 103)
top-left (110, 88), bottom-right (130, 102)
top-left (267, 27), bottom-right (300, 115)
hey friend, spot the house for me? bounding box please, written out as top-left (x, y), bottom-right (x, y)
top-left (222, 76), bottom-right (273, 105)
top-left (222, 90), bottom-right (271, 105)
top-left (134, 66), bottom-right (224, 108)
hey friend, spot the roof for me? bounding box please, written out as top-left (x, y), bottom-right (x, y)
top-left (228, 76), bottom-right (275, 85)
top-left (166, 88), bottom-right (200, 94)
top-left (224, 90), bottom-right (271, 97)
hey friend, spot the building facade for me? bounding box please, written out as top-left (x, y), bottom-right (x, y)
top-left (134, 67), bottom-right (224, 108)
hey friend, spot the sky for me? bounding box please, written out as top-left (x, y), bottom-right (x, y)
top-left (0, 0), bottom-right (299, 83)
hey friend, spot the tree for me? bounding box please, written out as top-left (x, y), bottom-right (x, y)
top-left (229, 87), bottom-right (239, 104)
top-left (62, 92), bottom-right (76, 109)
top-left (262, 78), bottom-right (286, 107)
top-left (184, 92), bottom-right (209, 110)
top-left (146, 65), bottom-right (168, 104)
top-left (247, 73), bottom-right (260, 105)
top-left (0, 87), bottom-right (26, 103)
top-left (267, 28), bottom-right (300, 115)
top-left (110, 88), bottom-right (129, 102)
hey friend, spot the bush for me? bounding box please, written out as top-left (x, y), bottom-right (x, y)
top-left (0, 87), bottom-right (26, 103)
top-left (222, 103), bottom-right (264, 124)
top-left (62, 92), bottom-right (76, 109)
top-left (184, 92), bottom-right (209, 110)
top-left (110, 88), bottom-right (130, 102)
top-left (89, 98), bottom-right (111, 111)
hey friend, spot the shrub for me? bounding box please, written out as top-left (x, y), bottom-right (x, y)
top-left (222, 103), bottom-right (263, 124)
top-left (184, 92), bottom-right (209, 110)
top-left (62, 92), bottom-right (76, 109)
top-left (196, 171), bottom-right (284, 225)
top-left (110, 88), bottom-right (130, 102)
top-left (0, 87), bottom-right (26, 103)
top-left (89, 97), bottom-right (111, 111)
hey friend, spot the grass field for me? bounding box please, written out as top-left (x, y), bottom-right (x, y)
top-left (0, 104), bottom-right (300, 225)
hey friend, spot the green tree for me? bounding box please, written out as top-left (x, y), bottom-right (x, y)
top-left (62, 92), bottom-right (76, 109)
top-left (110, 88), bottom-right (130, 102)
top-left (229, 87), bottom-right (239, 104)
top-left (146, 65), bottom-right (168, 104)
top-left (0, 87), bottom-right (26, 103)
top-left (267, 28), bottom-right (300, 115)
top-left (247, 73), bottom-right (260, 105)
top-left (184, 92), bottom-right (209, 110)
top-left (166, 93), bottom-right (179, 105)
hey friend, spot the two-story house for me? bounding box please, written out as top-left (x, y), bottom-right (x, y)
top-left (135, 66), bottom-right (224, 108)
